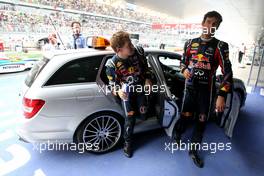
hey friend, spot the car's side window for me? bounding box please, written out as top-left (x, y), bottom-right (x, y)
top-left (45, 55), bottom-right (104, 86)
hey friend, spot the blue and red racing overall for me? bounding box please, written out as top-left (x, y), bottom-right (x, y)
top-left (175, 36), bottom-right (233, 153)
top-left (105, 46), bottom-right (151, 143)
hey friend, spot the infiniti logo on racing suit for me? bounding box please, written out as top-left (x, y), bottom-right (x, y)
top-left (194, 69), bottom-right (204, 76)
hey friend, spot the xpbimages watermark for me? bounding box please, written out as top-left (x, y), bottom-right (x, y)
top-left (164, 140), bottom-right (232, 154)
top-left (98, 83), bottom-right (167, 95)
top-left (202, 27), bottom-right (217, 36)
top-left (32, 141), bottom-right (99, 154)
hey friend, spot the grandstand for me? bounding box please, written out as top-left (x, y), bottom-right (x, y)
top-left (0, 0), bottom-right (194, 50)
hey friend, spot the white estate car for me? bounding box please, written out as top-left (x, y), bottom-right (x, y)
top-left (17, 47), bottom-right (247, 153)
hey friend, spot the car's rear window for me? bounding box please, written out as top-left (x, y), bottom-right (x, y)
top-left (45, 55), bottom-right (103, 86)
top-left (25, 57), bottom-right (49, 87)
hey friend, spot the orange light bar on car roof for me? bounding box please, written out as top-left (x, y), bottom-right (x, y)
top-left (88, 36), bottom-right (110, 49)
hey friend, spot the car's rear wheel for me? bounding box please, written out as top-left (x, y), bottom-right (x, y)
top-left (75, 112), bottom-right (123, 153)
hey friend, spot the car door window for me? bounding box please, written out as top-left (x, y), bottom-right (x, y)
top-left (159, 56), bottom-right (181, 68)
top-left (157, 54), bottom-right (185, 106)
top-left (45, 55), bottom-right (104, 86)
top-left (157, 54), bottom-right (182, 77)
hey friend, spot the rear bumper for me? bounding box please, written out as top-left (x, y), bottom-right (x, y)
top-left (16, 127), bottom-right (73, 143)
top-left (16, 115), bottom-right (74, 143)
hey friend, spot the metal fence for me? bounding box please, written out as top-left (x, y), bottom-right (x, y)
top-left (247, 45), bottom-right (264, 90)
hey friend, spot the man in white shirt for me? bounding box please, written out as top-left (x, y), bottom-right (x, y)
top-left (42, 33), bottom-right (62, 51)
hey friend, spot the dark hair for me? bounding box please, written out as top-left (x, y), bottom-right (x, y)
top-left (71, 21), bottom-right (81, 27)
top-left (202, 11), bottom-right (223, 28)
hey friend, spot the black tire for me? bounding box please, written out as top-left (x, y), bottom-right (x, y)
top-left (233, 91), bottom-right (242, 113)
top-left (75, 112), bottom-right (123, 153)
top-left (224, 91), bottom-right (241, 138)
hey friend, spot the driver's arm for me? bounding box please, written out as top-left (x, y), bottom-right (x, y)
top-left (215, 41), bottom-right (233, 97)
top-left (105, 58), bottom-right (120, 96)
top-left (180, 39), bottom-right (192, 74)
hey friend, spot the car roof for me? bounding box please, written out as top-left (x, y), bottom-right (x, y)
top-left (43, 48), bottom-right (114, 59)
top-left (43, 48), bottom-right (181, 60)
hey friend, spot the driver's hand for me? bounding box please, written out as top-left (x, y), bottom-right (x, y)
top-left (145, 79), bottom-right (152, 86)
top-left (145, 79), bottom-right (152, 94)
top-left (183, 69), bottom-right (191, 79)
top-left (118, 89), bottom-right (128, 100)
top-left (216, 96), bottom-right (225, 112)
top-left (112, 90), bottom-right (117, 96)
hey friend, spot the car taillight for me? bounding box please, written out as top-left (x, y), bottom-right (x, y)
top-left (23, 97), bottom-right (45, 119)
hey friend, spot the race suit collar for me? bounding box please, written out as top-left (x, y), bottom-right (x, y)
top-left (116, 54), bottom-right (129, 60)
top-left (200, 36), bottom-right (214, 42)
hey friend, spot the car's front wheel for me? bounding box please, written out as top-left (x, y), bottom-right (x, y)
top-left (75, 112), bottom-right (123, 153)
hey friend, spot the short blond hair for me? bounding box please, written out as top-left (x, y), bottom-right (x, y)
top-left (110, 31), bottom-right (131, 52)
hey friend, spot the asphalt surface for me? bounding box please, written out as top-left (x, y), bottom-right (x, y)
top-left (0, 70), bottom-right (263, 176)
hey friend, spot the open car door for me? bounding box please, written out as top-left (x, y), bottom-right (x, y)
top-left (214, 76), bottom-right (243, 138)
top-left (148, 54), bottom-right (179, 137)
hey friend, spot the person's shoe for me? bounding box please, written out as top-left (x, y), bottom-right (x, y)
top-left (124, 142), bottom-right (133, 158)
top-left (189, 150), bottom-right (204, 168)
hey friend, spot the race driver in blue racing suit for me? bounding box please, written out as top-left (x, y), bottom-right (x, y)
top-left (105, 31), bottom-right (152, 158)
top-left (174, 11), bottom-right (233, 168)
